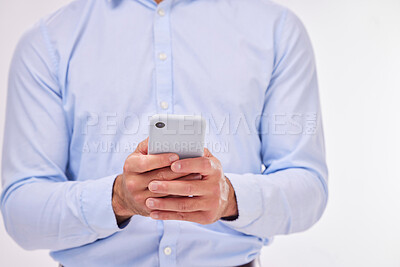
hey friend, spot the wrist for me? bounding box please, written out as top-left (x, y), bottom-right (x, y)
top-left (112, 174), bottom-right (133, 225)
top-left (221, 176), bottom-right (238, 220)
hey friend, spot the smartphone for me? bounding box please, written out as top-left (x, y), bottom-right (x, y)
top-left (148, 114), bottom-right (206, 159)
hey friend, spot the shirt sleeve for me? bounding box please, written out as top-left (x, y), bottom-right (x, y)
top-left (220, 9), bottom-right (329, 238)
top-left (0, 21), bottom-right (123, 251)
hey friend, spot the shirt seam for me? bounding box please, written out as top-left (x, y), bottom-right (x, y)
top-left (39, 20), bottom-right (61, 91)
top-left (272, 8), bottom-right (289, 76)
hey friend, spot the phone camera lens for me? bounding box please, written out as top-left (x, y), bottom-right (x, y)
top-left (155, 122), bottom-right (165, 128)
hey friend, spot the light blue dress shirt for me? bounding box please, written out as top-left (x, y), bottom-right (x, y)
top-left (1, 0), bottom-right (328, 266)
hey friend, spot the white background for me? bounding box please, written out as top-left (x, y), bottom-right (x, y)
top-left (0, 0), bottom-right (399, 266)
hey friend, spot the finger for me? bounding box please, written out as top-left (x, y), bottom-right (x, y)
top-left (150, 210), bottom-right (211, 224)
top-left (143, 167), bottom-right (196, 182)
top-left (175, 173), bottom-right (203, 181)
top-left (140, 191), bottom-right (172, 214)
top-left (146, 191), bottom-right (170, 198)
top-left (123, 174), bottom-right (174, 193)
top-left (170, 157), bottom-right (217, 175)
top-left (124, 153), bottom-right (179, 173)
top-left (148, 180), bottom-right (209, 196)
top-left (135, 137), bottom-right (149, 155)
top-left (146, 196), bottom-right (207, 212)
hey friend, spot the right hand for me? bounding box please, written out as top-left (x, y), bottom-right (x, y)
top-left (112, 138), bottom-right (200, 224)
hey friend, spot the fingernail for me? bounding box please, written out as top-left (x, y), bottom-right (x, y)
top-left (169, 154), bottom-right (179, 162)
top-left (147, 199), bottom-right (155, 208)
top-left (172, 162), bottom-right (181, 171)
top-left (151, 212), bottom-right (159, 219)
top-left (194, 173), bottom-right (202, 180)
top-left (149, 182), bottom-right (159, 191)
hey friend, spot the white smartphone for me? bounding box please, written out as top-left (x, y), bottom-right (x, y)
top-left (148, 114), bottom-right (206, 159)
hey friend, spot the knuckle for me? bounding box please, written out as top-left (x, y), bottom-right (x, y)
top-left (185, 183), bottom-right (193, 195)
top-left (178, 201), bottom-right (187, 211)
top-left (123, 161), bottom-right (131, 174)
top-left (189, 201), bottom-right (197, 211)
top-left (133, 194), bottom-right (143, 204)
top-left (156, 170), bottom-right (166, 181)
top-left (159, 155), bottom-right (168, 165)
top-left (125, 179), bottom-right (137, 193)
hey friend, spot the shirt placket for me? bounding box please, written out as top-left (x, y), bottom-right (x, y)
top-left (158, 220), bottom-right (180, 267)
top-left (153, 0), bottom-right (174, 114)
top-left (152, 1), bottom-right (179, 267)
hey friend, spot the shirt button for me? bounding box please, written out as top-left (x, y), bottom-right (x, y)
top-left (160, 101), bottom-right (169, 110)
top-left (157, 8), bottom-right (165, 17)
top-left (159, 52), bottom-right (167, 61)
top-left (164, 246), bottom-right (172, 256)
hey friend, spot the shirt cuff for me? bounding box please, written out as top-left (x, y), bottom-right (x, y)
top-left (220, 173), bottom-right (263, 229)
top-left (80, 174), bottom-right (126, 238)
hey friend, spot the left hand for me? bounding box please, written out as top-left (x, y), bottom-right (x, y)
top-left (146, 148), bottom-right (238, 224)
